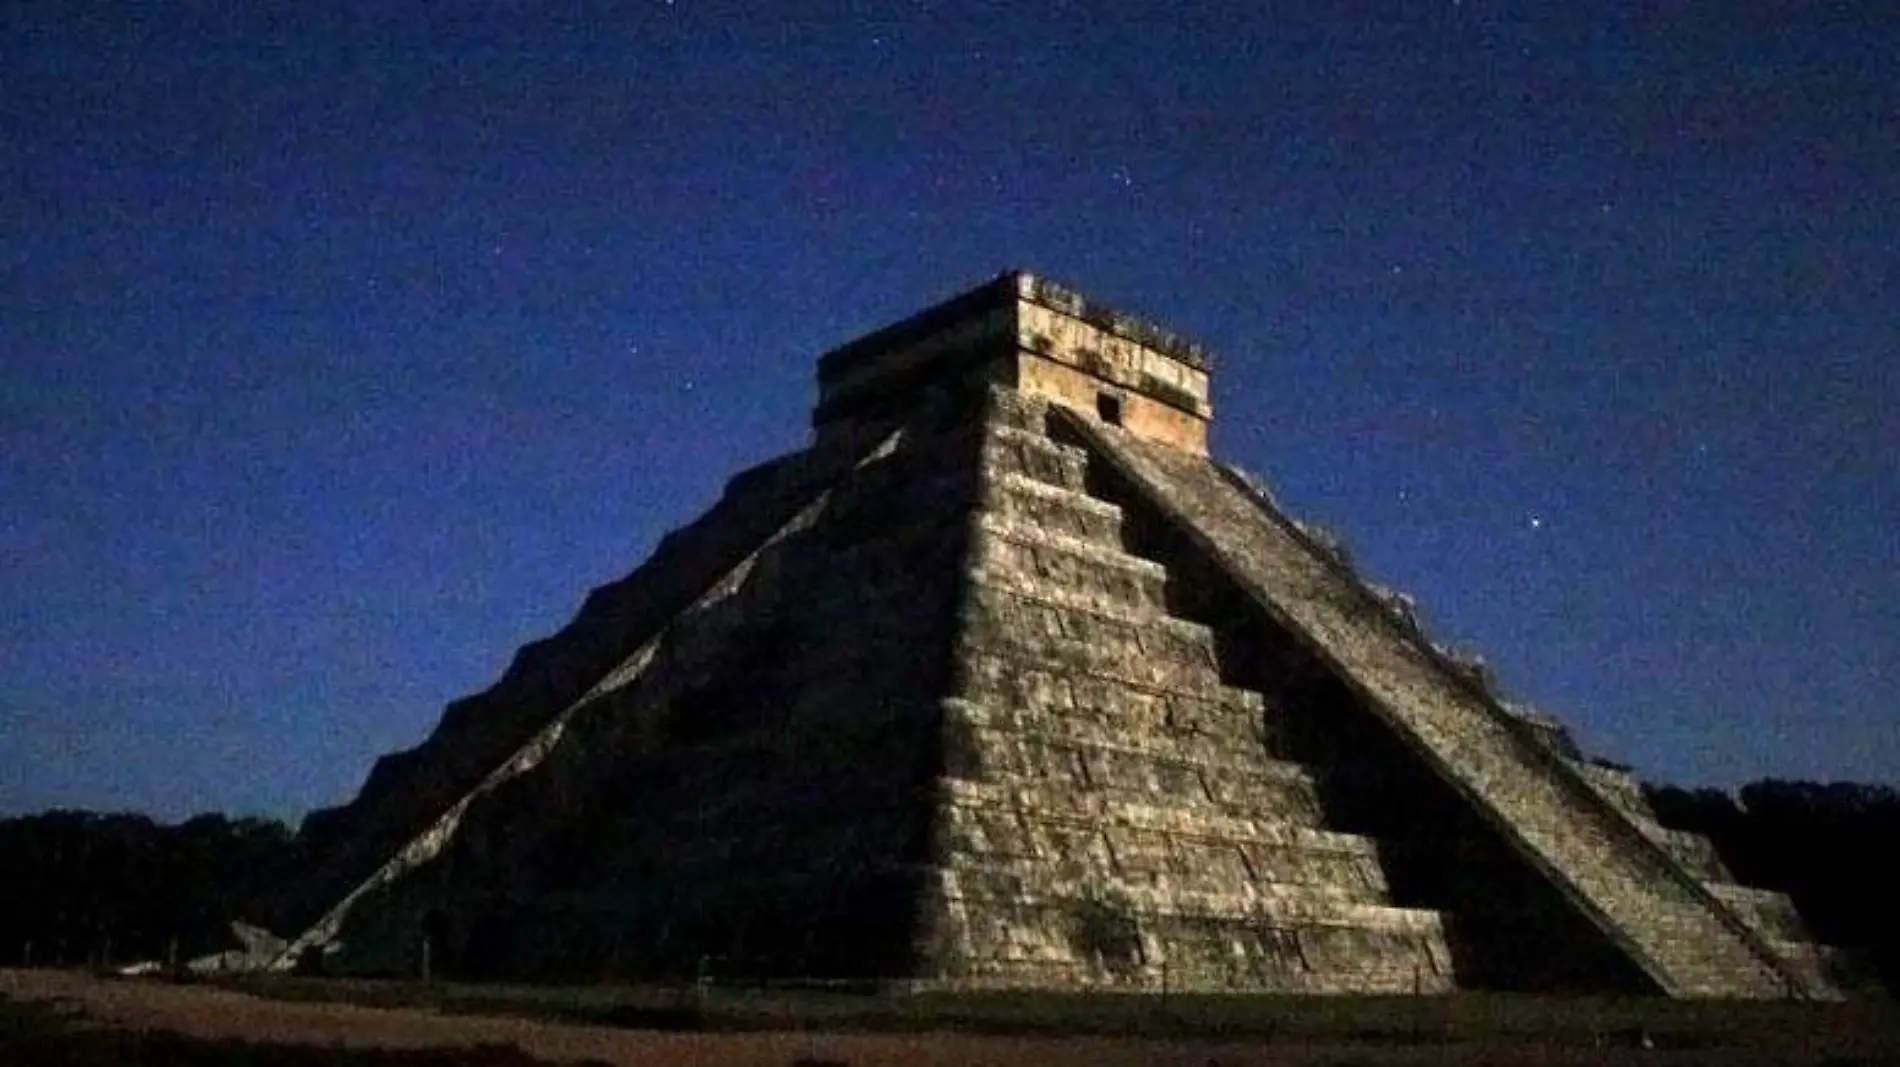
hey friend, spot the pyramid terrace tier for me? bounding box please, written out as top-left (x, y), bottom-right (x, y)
top-left (935, 788), bottom-right (1396, 905)
top-left (938, 777), bottom-right (1391, 869)
top-left (1753, 940), bottom-right (1876, 995)
top-left (944, 714), bottom-right (1332, 826)
top-left (953, 656), bottom-right (1269, 749)
top-left (927, 871), bottom-right (1453, 993)
top-left (946, 696), bottom-right (1287, 772)
top-left (980, 423), bottom-right (1093, 491)
top-left (1705, 884), bottom-right (1816, 944)
top-left (979, 471), bottom-right (1130, 550)
top-left (967, 521), bottom-right (1173, 616)
top-left (940, 861), bottom-right (1435, 933)
top-left (944, 856), bottom-right (1398, 914)
top-left (961, 578), bottom-right (1220, 672)
top-left (957, 632), bottom-right (1235, 706)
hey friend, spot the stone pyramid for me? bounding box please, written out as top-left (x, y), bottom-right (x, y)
top-left (266, 272), bottom-right (1848, 997)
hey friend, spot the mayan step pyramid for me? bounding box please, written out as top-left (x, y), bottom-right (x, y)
top-left (264, 272), bottom-right (1851, 997)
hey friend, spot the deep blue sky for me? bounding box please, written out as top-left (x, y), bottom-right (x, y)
top-left (4, 1), bottom-right (1894, 821)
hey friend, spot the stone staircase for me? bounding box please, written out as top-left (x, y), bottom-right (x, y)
top-left (1569, 760), bottom-right (1864, 992)
top-left (1056, 408), bottom-right (1837, 999)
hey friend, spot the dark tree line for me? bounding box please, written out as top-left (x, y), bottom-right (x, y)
top-left (1, 780), bottom-right (1895, 988)
top-left (0, 810), bottom-right (298, 969)
top-left (1646, 778), bottom-right (1900, 990)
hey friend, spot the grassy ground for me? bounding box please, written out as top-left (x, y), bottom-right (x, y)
top-left (9, 969), bottom-right (1900, 1066)
top-left (0, 992), bottom-right (601, 1066)
top-left (203, 972), bottom-right (1900, 1052)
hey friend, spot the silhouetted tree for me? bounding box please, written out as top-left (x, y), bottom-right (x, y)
top-left (1647, 779), bottom-right (1900, 991)
top-left (0, 810), bottom-right (297, 968)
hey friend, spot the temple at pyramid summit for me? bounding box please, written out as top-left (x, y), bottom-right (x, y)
top-left (260, 271), bottom-right (1855, 997)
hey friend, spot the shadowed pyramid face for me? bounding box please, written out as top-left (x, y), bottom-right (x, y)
top-left (814, 271), bottom-right (1213, 455)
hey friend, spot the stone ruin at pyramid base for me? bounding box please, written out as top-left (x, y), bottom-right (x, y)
top-left (254, 272), bottom-right (1865, 998)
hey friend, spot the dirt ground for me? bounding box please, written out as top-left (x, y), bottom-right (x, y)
top-left (2, 968), bottom-right (1892, 1067)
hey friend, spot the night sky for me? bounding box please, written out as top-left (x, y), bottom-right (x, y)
top-left (4, 2), bottom-right (1894, 821)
